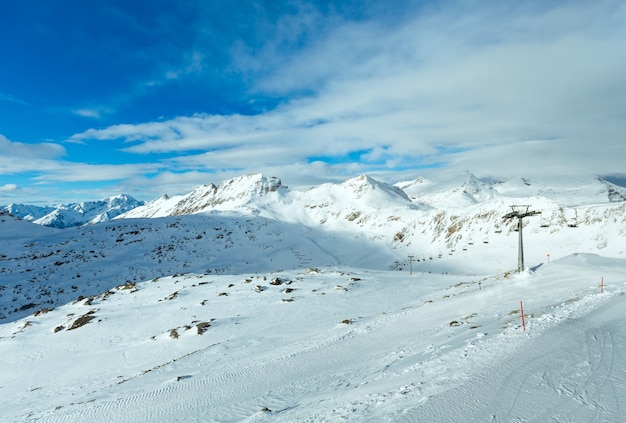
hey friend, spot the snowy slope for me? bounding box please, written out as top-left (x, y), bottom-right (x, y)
top-left (2, 172), bottom-right (626, 422)
top-left (0, 211), bottom-right (399, 323)
top-left (1, 256), bottom-right (624, 422)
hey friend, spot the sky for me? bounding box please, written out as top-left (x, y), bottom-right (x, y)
top-left (1, 0), bottom-right (625, 205)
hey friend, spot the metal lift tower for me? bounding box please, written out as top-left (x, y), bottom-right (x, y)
top-left (502, 205), bottom-right (540, 273)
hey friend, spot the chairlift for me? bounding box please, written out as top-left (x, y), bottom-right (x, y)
top-left (483, 236), bottom-right (489, 244)
top-left (539, 211), bottom-right (550, 228)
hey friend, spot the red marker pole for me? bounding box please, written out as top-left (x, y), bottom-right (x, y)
top-left (547, 253), bottom-right (550, 264)
top-left (520, 300), bottom-right (526, 332)
top-left (601, 276), bottom-right (604, 294)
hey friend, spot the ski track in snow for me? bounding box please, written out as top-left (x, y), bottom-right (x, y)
top-left (29, 297), bottom-right (430, 422)
top-left (20, 272), bottom-right (625, 423)
top-left (392, 293), bottom-right (626, 423)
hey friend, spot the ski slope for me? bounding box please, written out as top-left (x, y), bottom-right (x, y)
top-left (1, 254), bottom-right (624, 422)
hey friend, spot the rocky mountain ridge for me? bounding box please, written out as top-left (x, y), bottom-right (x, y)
top-left (3, 194), bottom-right (144, 228)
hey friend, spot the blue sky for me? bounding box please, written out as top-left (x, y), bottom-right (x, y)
top-left (1, 0), bottom-right (625, 205)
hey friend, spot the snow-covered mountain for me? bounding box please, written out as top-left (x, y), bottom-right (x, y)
top-left (397, 172), bottom-right (626, 208)
top-left (119, 174), bottom-right (286, 218)
top-left (396, 172), bottom-right (497, 208)
top-left (2, 172), bottom-right (626, 421)
top-left (2, 203), bottom-right (56, 221)
top-left (3, 194), bottom-right (144, 228)
top-left (118, 172), bottom-right (626, 260)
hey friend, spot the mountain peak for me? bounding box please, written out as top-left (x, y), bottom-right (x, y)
top-left (120, 174), bottom-right (287, 218)
top-left (342, 174), bottom-right (411, 201)
top-left (216, 174), bottom-right (284, 198)
top-left (596, 177), bottom-right (626, 202)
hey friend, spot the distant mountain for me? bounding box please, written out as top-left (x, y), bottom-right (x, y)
top-left (600, 178), bottom-right (626, 202)
top-left (119, 173), bottom-right (422, 237)
top-left (120, 174), bottom-right (287, 218)
top-left (3, 203), bottom-right (56, 221)
top-left (3, 194), bottom-right (144, 228)
top-left (396, 172), bottom-right (497, 208)
top-left (5, 172), bottom-right (625, 233)
top-left (397, 172), bottom-right (626, 207)
top-left (484, 175), bottom-right (626, 206)
top-left (118, 172), bottom-right (626, 252)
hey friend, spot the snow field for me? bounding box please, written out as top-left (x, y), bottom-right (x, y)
top-left (1, 254), bottom-right (624, 422)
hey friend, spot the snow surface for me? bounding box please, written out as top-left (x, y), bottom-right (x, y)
top-left (1, 173), bottom-right (626, 422)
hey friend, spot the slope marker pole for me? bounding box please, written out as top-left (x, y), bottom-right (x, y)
top-left (520, 300), bottom-right (526, 332)
top-left (601, 276), bottom-right (604, 294)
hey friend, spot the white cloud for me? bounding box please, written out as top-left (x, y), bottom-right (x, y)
top-left (0, 183), bottom-right (18, 191)
top-left (57, 1), bottom-right (626, 201)
top-left (73, 108), bottom-right (106, 119)
top-left (0, 134), bottom-right (66, 161)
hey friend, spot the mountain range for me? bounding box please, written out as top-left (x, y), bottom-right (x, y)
top-left (2, 194), bottom-right (144, 228)
top-left (4, 172), bottom-right (626, 229)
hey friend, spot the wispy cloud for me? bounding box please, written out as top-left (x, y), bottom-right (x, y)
top-left (0, 92), bottom-right (29, 106)
top-left (72, 107), bottom-right (115, 119)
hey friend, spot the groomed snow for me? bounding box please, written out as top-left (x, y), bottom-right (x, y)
top-left (1, 256), bottom-right (624, 422)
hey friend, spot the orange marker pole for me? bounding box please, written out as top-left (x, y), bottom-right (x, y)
top-left (520, 300), bottom-right (526, 332)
